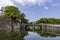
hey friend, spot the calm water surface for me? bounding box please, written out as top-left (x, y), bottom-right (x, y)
top-left (24, 32), bottom-right (60, 40)
top-left (0, 31), bottom-right (60, 40)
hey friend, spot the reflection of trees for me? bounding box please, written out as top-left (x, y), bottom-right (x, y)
top-left (0, 31), bottom-right (8, 40)
top-left (0, 19), bottom-right (28, 40)
top-left (2, 30), bottom-right (28, 40)
top-left (0, 6), bottom-right (29, 40)
top-left (7, 31), bottom-right (28, 40)
top-left (37, 32), bottom-right (58, 37)
top-left (8, 20), bottom-right (28, 40)
top-left (17, 31), bottom-right (28, 40)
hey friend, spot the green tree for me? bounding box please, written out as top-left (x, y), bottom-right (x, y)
top-left (47, 18), bottom-right (56, 24)
top-left (19, 13), bottom-right (28, 24)
top-left (3, 6), bottom-right (28, 40)
top-left (4, 6), bottom-right (20, 20)
top-left (55, 18), bottom-right (60, 24)
top-left (36, 18), bottom-right (47, 24)
top-left (3, 6), bottom-right (28, 23)
top-left (3, 6), bottom-right (21, 40)
top-left (36, 18), bottom-right (60, 24)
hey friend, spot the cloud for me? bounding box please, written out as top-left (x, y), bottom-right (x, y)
top-left (0, 0), bottom-right (15, 8)
top-left (0, 0), bottom-right (59, 10)
top-left (15, 0), bottom-right (53, 6)
top-left (43, 6), bottom-right (48, 10)
top-left (15, 0), bottom-right (53, 9)
top-left (51, 3), bottom-right (59, 6)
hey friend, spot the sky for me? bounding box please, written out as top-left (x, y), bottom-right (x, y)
top-left (0, 0), bottom-right (60, 22)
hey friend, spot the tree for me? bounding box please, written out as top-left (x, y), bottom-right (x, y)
top-left (47, 18), bottom-right (56, 24)
top-left (36, 18), bottom-right (60, 24)
top-left (3, 6), bottom-right (28, 40)
top-left (3, 6), bottom-right (28, 23)
top-left (19, 13), bottom-right (28, 24)
top-left (3, 6), bottom-right (20, 20)
top-left (3, 6), bottom-right (20, 40)
top-left (36, 18), bottom-right (48, 24)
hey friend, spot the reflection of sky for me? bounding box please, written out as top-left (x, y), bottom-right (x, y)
top-left (24, 32), bottom-right (60, 40)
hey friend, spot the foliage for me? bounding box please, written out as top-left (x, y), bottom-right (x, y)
top-left (29, 22), bottom-right (33, 24)
top-left (0, 31), bottom-right (8, 40)
top-left (36, 18), bottom-right (60, 24)
top-left (38, 32), bottom-right (58, 37)
top-left (4, 6), bottom-right (20, 20)
top-left (17, 31), bottom-right (28, 40)
top-left (19, 13), bottom-right (28, 23)
top-left (3, 6), bottom-right (28, 23)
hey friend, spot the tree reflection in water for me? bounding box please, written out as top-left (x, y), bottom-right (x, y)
top-left (0, 31), bottom-right (8, 40)
top-left (0, 30), bottom-right (28, 40)
top-left (37, 31), bottom-right (59, 37)
top-left (0, 31), bottom-right (60, 40)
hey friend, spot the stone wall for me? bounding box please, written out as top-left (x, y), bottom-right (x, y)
top-left (0, 17), bottom-right (20, 32)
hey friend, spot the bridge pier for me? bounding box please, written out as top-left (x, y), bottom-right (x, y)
top-left (41, 25), bottom-right (47, 32)
top-left (32, 24), bottom-right (35, 31)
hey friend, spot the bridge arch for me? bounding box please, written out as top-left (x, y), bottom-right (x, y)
top-left (24, 25), bottom-right (32, 31)
top-left (34, 25), bottom-right (42, 31)
top-left (24, 24), bottom-right (43, 31)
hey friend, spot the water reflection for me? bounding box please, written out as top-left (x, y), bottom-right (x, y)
top-left (24, 31), bottom-right (60, 40)
top-left (0, 30), bottom-right (28, 40)
top-left (37, 32), bottom-right (58, 37)
top-left (0, 31), bottom-right (8, 40)
top-left (24, 32), bottom-right (41, 40)
top-left (0, 31), bottom-right (60, 40)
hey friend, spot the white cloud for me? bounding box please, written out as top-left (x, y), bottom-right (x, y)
top-left (15, 0), bottom-right (53, 6)
top-left (43, 6), bottom-right (48, 10)
top-left (51, 3), bottom-right (59, 6)
top-left (0, 0), bottom-right (15, 15)
top-left (15, 0), bottom-right (37, 6)
top-left (38, 0), bottom-right (52, 6)
top-left (15, 0), bottom-right (53, 9)
top-left (0, 0), bottom-right (58, 10)
top-left (0, 0), bottom-right (15, 8)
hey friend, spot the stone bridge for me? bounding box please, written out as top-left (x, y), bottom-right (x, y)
top-left (0, 17), bottom-right (60, 34)
top-left (20, 24), bottom-right (60, 34)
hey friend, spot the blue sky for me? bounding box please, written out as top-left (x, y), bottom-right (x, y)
top-left (0, 0), bottom-right (60, 22)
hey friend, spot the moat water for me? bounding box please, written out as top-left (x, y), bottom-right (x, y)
top-left (24, 31), bottom-right (60, 40)
top-left (0, 31), bottom-right (60, 40)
